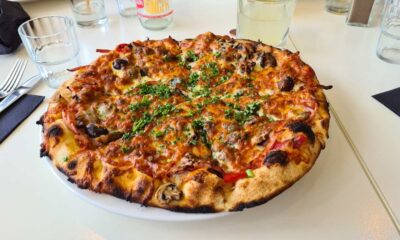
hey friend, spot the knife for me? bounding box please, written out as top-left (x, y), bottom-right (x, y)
top-left (0, 74), bottom-right (42, 113)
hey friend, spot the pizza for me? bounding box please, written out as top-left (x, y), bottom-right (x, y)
top-left (38, 32), bottom-right (330, 213)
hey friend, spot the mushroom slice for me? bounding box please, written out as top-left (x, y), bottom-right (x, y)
top-left (156, 183), bottom-right (183, 204)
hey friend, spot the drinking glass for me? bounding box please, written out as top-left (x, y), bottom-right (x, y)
top-left (376, 0), bottom-right (400, 64)
top-left (116, 0), bottom-right (137, 17)
top-left (237, 0), bottom-right (296, 47)
top-left (18, 16), bottom-right (80, 88)
top-left (325, 0), bottom-right (352, 14)
top-left (136, 0), bottom-right (173, 30)
top-left (70, 0), bottom-right (108, 27)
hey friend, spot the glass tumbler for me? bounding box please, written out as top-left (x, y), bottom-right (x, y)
top-left (325, 0), bottom-right (352, 14)
top-left (237, 0), bottom-right (296, 47)
top-left (18, 16), bottom-right (80, 88)
top-left (70, 0), bottom-right (108, 27)
top-left (136, 0), bottom-right (173, 30)
top-left (376, 0), bottom-right (400, 64)
top-left (117, 0), bottom-right (137, 17)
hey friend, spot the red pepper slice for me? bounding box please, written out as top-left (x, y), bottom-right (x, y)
top-left (67, 65), bottom-right (88, 72)
top-left (115, 43), bottom-right (130, 53)
top-left (293, 134), bottom-right (308, 148)
top-left (271, 140), bottom-right (285, 151)
top-left (96, 48), bottom-right (111, 53)
top-left (223, 172), bottom-right (247, 183)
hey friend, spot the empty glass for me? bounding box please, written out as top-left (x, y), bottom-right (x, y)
top-left (325, 0), bottom-right (352, 14)
top-left (70, 0), bottom-right (108, 27)
top-left (18, 16), bottom-right (80, 88)
top-left (237, 0), bottom-right (296, 47)
top-left (376, 0), bottom-right (400, 64)
top-left (116, 0), bottom-right (137, 17)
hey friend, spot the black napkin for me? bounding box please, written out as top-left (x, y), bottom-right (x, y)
top-left (0, 0), bottom-right (30, 54)
top-left (372, 87), bottom-right (400, 117)
top-left (0, 94), bottom-right (44, 144)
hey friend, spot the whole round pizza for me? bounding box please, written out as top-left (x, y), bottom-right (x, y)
top-left (38, 32), bottom-right (330, 213)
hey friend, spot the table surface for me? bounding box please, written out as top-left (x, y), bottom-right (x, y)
top-left (0, 0), bottom-right (399, 239)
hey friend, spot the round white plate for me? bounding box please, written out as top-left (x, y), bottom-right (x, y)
top-left (45, 156), bottom-right (233, 221)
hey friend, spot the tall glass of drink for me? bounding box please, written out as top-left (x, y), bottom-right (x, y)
top-left (237, 0), bottom-right (296, 47)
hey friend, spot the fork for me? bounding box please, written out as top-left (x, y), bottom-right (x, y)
top-left (0, 59), bottom-right (28, 99)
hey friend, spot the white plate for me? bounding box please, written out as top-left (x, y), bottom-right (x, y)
top-left (44, 156), bottom-right (234, 221)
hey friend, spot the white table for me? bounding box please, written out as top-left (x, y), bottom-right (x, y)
top-left (0, 0), bottom-right (399, 239)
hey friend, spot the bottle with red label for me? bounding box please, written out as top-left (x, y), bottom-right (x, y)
top-left (135, 0), bottom-right (173, 30)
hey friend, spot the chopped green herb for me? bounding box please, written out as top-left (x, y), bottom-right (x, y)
top-left (192, 119), bottom-right (211, 148)
top-left (129, 96), bottom-right (151, 112)
top-left (122, 132), bottom-right (133, 140)
top-left (137, 83), bottom-right (172, 99)
top-left (188, 72), bottom-right (200, 86)
top-left (228, 102), bottom-right (261, 125)
top-left (186, 50), bottom-right (199, 61)
top-left (153, 103), bottom-right (175, 117)
top-left (233, 90), bottom-right (244, 99)
top-left (62, 156), bottom-right (68, 162)
top-left (189, 139), bottom-right (198, 145)
top-left (204, 95), bottom-right (221, 105)
top-left (224, 109), bottom-right (233, 119)
top-left (213, 51), bottom-right (222, 58)
top-left (153, 130), bottom-right (166, 138)
top-left (132, 112), bottom-right (153, 135)
top-left (192, 86), bottom-right (210, 98)
top-left (207, 62), bottom-right (219, 77)
top-left (121, 146), bottom-right (132, 154)
top-left (216, 75), bottom-right (229, 86)
top-left (246, 169), bottom-right (255, 178)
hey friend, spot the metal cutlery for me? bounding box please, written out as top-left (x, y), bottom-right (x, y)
top-left (0, 74), bottom-right (42, 113)
top-left (0, 59), bottom-right (28, 98)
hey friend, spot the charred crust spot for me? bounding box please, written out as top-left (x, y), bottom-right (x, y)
top-left (264, 150), bottom-right (288, 167)
top-left (112, 186), bottom-right (127, 200)
top-left (79, 180), bottom-right (91, 189)
top-left (278, 76), bottom-right (295, 92)
top-left (39, 145), bottom-right (49, 158)
top-left (169, 205), bottom-right (217, 213)
top-left (36, 115), bottom-right (44, 125)
top-left (287, 122), bottom-right (315, 143)
top-left (67, 177), bottom-right (76, 184)
top-left (130, 179), bottom-right (153, 204)
top-left (47, 125), bottom-right (63, 137)
top-left (207, 168), bottom-right (223, 178)
top-left (319, 84), bottom-right (333, 90)
top-left (67, 160), bottom-right (78, 170)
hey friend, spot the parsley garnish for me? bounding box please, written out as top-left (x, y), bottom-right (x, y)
top-left (186, 50), bottom-right (199, 62)
top-left (132, 112), bottom-right (153, 135)
top-left (153, 103), bottom-right (176, 117)
top-left (233, 102), bottom-right (261, 125)
top-left (121, 146), bottom-right (132, 153)
top-left (213, 51), bottom-right (222, 58)
top-left (137, 83), bottom-right (172, 99)
top-left (192, 87), bottom-right (210, 98)
top-left (188, 72), bottom-right (200, 87)
top-left (129, 96), bottom-right (151, 112)
top-left (192, 119), bottom-right (211, 148)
